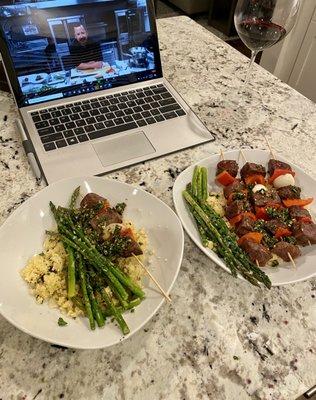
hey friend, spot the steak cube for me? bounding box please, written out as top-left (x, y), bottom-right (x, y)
top-left (251, 189), bottom-right (281, 208)
top-left (272, 241), bottom-right (301, 262)
top-left (277, 185), bottom-right (301, 200)
top-left (289, 206), bottom-right (311, 220)
top-left (119, 237), bottom-right (143, 258)
top-left (90, 207), bottom-right (122, 230)
top-left (225, 200), bottom-right (251, 220)
top-left (268, 159), bottom-right (292, 176)
top-left (240, 241), bottom-right (272, 266)
top-left (292, 221), bottom-right (316, 246)
top-left (80, 193), bottom-right (109, 209)
top-left (216, 160), bottom-right (239, 178)
top-left (265, 219), bottom-right (289, 235)
top-left (223, 180), bottom-right (246, 199)
top-left (240, 162), bottom-right (266, 180)
top-left (235, 216), bottom-right (256, 237)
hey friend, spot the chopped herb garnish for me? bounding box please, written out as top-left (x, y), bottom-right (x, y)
top-left (270, 260), bottom-right (279, 268)
top-left (262, 234), bottom-right (278, 249)
top-left (58, 317), bottom-right (68, 326)
top-left (266, 207), bottom-right (292, 225)
top-left (233, 192), bottom-right (246, 200)
top-left (254, 221), bottom-right (279, 249)
top-left (254, 220), bottom-right (266, 233)
top-left (283, 236), bottom-right (297, 245)
top-left (291, 186), bottom-right (300, 195)
top-left (115, 202), bottom-right (126, 215)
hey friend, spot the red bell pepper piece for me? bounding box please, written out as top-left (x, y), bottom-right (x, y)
top-left (244, 175), bottom-right (266, 185)
top-left (298, 216), bottom-right (312, 223)
top-left (274, 227), bottom-right (292, 239)
top-left (255, 207), bottom-right (270, 220)
top-left (268, 169), bottom-right (295, 184)
top-left (238, 232), bottom-right (263, 246)
top-left (283, 198), bottom-right (313, 207)
top-left (229, 211), bottom-right (256, 226)
top-left (216, 170), bottom-right (235, 186)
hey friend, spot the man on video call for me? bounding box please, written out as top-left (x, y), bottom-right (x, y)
top-left (69, 24), bottom-right (103, 70)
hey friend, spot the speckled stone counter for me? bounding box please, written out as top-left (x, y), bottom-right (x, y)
top-left (0, 16), bottom-right (315, 400)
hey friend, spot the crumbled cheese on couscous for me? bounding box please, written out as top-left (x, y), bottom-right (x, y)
top-left (206, 191), bottom-right (226, 217)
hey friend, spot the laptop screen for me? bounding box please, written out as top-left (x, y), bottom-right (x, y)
top-left (0, 0), bottom-right (162, 107)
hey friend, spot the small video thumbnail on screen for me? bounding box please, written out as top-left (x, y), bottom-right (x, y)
top-left (0, 0), bottom-right (156, 100)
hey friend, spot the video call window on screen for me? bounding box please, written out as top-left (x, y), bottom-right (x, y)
top-left (0, 0), bottom-right (159, 105)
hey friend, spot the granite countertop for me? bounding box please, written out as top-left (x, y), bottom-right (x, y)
top-left (0, 16), bottom-right (315, 400)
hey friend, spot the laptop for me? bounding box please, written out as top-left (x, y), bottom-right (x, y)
top-left (0, 0), bottom-right (213, 184)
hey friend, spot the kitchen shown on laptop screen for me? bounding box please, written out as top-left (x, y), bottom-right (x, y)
top-left (0, 0), bottom-right (160, 106)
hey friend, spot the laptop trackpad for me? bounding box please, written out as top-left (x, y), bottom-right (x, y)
top-left (93, 131), bottom-right (155, 167)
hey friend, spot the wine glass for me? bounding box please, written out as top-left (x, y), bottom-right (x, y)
top-left (234, 0), bottom-right (300, 89)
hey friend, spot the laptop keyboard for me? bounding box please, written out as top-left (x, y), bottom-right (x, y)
top-left (30, 84), bottom-right (186, 152)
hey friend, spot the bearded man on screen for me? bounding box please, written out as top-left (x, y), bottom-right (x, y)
top-left (69, 24), bottom-right (103, 70)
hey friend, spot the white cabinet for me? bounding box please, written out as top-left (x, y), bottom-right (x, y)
top-left (260, 0), bottom-right (316, 103)
top-left (288, 18), bottom-right (316, 102)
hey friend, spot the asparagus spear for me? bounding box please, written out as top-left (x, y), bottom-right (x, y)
top-left (200, 201), bottom-right (270, 285)
top-left (49, 200), bottom-right (145, 333)
top-left (77, 255), bottom-right (95, 330)
top-left (191, 166), bottom-right (200, 198)
top-left (85, 272), bottom-right (105, 328)
top-left (201, 167), bottom-right (208, 201)
top-left (69, 186), bottom-right (80, 209)
top-left (183, 188), bottom-right (271, 288)
top-left (102, 298), bottom-right (141, 316)
top-left (57, 229), bottom-right (130, 301)
top-left (189, 201), bottom-right (238, 277)
top-left (93, 280), bottom-right (130, 335)
top-left (110, 265), bottom-right (145, 299)
top-left (197, 168), bottom-right (203, 201)
top-left (66, 246), bottom-right (76, 298)
top-left (61, 209), bottom-right (145, 297)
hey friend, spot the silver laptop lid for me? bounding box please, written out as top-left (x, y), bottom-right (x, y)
top-left (0, 0), bottom-right (163, 108)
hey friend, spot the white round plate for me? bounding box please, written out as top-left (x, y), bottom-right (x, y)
top-left (173, 149), bottom-right (316, 286)
top-left (0, 177), bottom-right (184, 349)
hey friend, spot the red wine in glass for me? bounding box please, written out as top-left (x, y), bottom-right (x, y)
top-left (237, 19), bottom-right (286, 51)
top-left (234, 0), bottom-right (300, 90)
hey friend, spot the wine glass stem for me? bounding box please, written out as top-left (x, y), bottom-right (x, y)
top-left (243, 50), bottom-right (258, 88)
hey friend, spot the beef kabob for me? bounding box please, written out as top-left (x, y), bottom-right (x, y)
top-left (215, 150), bottom-right (307, 268)
top-left (264, 138), bottom-right (316, 249)
top-left (215, 151), bottom-right (275, 267)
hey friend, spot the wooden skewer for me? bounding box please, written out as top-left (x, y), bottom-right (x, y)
top-left (287, 252), bottom-right (297, 269)
top-left (264, 135), bottom-right (276, 159)
top-left (308, 240), bottom-right (312, 247)
top-left (220, 148), bottom-right (225, 161)
top-left (256, 260), bottom-right (260, 268)
top-left (239, 149), bottom-right (247, 163)
top-left (132, 254), bottom-right (172, 303)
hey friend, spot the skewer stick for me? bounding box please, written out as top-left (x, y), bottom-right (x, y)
top-left (220, 148), bottom-right (225, 161)
top-left (255, 260), bottom-right (260, 268)
top-left (239, 149), bottom-right (247, 163)
top-left (264, 135), bottom-right (276, 159)
top-left (132, 254), bottom-right (172, 303)
top-left (287, 252), bottom-right (297, 269)
top-left (308, 240), bottom-right (312, 247)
